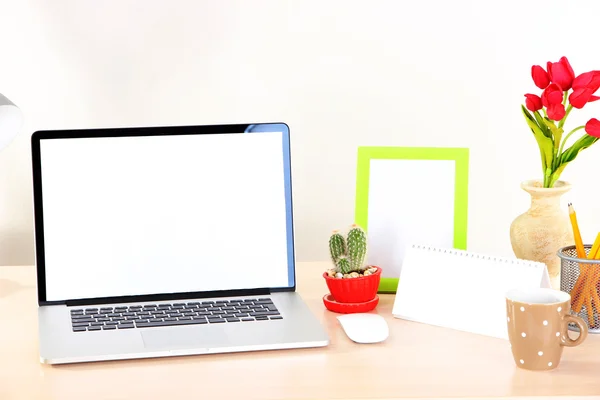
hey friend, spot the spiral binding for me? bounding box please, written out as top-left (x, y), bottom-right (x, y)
top-left (410, 244), bottom-right (544, 267)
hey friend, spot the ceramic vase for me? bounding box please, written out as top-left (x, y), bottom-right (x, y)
top-left (509, 180), bottom-right (574, 290)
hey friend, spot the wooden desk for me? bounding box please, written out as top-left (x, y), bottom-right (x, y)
top-left (2, 263), bottom-right (600, 400)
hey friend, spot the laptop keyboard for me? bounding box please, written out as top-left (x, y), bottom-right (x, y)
top-left (69, 298), bottom-right (282, 332)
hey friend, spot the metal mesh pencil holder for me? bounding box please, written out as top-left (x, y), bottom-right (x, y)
top-left (558, 244), bottom-right (600, 333)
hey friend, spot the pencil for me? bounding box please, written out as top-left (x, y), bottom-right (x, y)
top-left (589, 233), bottom-right (600, 260)
top-left (568, 203), bottom-right (586, 258)
top-left (586, 233), bottom-right (600, 325)
top-left (568, 203), bottom-right (588, 313)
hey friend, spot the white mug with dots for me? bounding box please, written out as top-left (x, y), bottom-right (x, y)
top-left (505, 287), bottom-right (588, 371)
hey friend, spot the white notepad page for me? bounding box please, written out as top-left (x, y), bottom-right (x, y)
top-left (392, 244), bottom-right (551, 340)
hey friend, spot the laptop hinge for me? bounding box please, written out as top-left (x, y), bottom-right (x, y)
top-left (64, 288), bottom-right (272, 307)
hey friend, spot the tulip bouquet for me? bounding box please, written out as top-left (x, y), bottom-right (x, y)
top-left (523, 56), bottom-right (600, 188)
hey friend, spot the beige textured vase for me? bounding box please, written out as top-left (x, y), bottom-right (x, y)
top-left (509, 180), bottom-right (574, 290)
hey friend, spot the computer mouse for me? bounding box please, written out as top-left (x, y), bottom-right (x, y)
top-left (337, 313), bottom-right (389, 343)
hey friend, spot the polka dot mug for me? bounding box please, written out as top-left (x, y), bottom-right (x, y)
top-left (506, 287), bottom-right (588, 371)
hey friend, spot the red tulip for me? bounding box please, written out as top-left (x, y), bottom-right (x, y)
top-left (585, 118), bottom-right (600, 138)
top-left (524, 94), bottom-right (543, 111)
top-left (573, 71), bottom-right (600, 92)
top-left (547, 103), bottom-right (566, 121)
top-left (569, 87), bottom-right (600, 109)
top-left (541, 83), bottom-right (563, 108)
top-left (547, 56), bottom-right (575, 90)
top-left (531, 65), bottom-right (550, 89)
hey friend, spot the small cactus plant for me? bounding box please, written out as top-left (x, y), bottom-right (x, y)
top-left (347, 225), bottom-right (367, 271)
top-left (327, 224), bottom-right (376, 278)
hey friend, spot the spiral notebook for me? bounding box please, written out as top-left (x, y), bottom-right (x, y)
top-left (392, 244), bottom-right (551, 340)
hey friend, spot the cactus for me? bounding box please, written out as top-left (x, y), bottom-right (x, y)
top-left (347, 224), bottom-right (367, 271)
top-left (336, 255), bottom-right (352, 274)
top-left (327, 224), bottom-right (368, 275)
top-left (329, 230), bottom-right (346, 265)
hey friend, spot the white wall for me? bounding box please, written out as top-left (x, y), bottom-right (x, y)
top-left (1, 0), bottom-right (599, 266)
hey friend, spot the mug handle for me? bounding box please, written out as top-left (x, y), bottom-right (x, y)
top-left (562, 314), bottom-right (588, 347)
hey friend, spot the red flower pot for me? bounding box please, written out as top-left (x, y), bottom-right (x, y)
top-left (322, 267), bottom-right (381, 303)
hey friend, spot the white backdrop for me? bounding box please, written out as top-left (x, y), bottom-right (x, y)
top-left (1, 0), bottom-right (599, 266)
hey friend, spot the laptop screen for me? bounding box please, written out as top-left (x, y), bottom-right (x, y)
top-left (33, 125), bottom-right (295, 302)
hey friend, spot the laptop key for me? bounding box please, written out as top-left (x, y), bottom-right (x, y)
top-left (88, 326), bottom-right (102, 331)
top-left (73, 326), bottom-right (87, 332)
top-left (249, 312), bottom-right (277, 318)
top-left (137, 319), bottom-right (206, 328)
top-left (255, 316), bottom-right (269, 321)
top-left (118, 323), bottom-right (135, 329)
top-left (209, 319), bottom-right (226, 324)
top-left (225, 318), bottom-right (240, 323)
top-left (71, 315), bottom-right (93, 321)
top-left (72, 322), bottom-right (90, 327)
top-left (182, 312), bottom-right (196, 317)
top-left (103, 325), bottom-right (117, 330)
top-left (240, 318), bottom-right (254, 322)
top-left (270, 316), bottom-right (283, 320)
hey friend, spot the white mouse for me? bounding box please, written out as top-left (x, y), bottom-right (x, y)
top-left (337, 313), bottom-right (389, 343)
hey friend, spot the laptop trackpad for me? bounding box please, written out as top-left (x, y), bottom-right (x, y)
top-left (141, 327), bottom-right (227, 349)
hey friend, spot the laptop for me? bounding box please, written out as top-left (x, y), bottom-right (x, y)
top-left (31, 122), bottom-right (329, 364)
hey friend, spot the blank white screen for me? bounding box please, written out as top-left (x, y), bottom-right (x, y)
top-left (40, 131), bottom-right (291, 301)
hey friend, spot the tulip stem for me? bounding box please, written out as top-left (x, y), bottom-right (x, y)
top-left (559, 104), bottom-right (573, 129)
top-left (558, 125), bottom-right (585, 158)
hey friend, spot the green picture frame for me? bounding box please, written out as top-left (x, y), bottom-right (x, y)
top-left (354, 146), bottom-right (469, 293)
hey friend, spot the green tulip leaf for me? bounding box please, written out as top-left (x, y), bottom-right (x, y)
top-left (560, 133), bottom-right (598, 165)
top-left (534, 111), bottom-right (553, 139)
top-left (541, 118), bottom-right (563, 142)
top-left (522, 105), bottom-right (554, 171)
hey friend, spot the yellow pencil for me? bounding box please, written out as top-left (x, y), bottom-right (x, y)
top-left (590, 233), bottom-right (600, 260)
top-left (568, 203), bottom-right (586, 258)
top-left (568, 203), bottom-right (588, 313)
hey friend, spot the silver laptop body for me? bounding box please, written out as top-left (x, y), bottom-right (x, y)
top-left (31, 123), bottom-right (329, 364)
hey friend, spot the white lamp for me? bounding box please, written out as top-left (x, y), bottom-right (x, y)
top-left (0, 93), bottom-right (23, 152)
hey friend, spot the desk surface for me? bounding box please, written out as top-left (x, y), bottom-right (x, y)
top-left (2, 263), bottom-right (600, 400)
